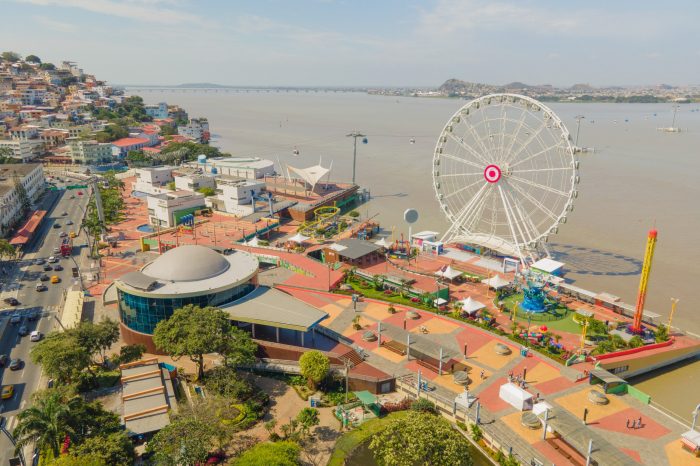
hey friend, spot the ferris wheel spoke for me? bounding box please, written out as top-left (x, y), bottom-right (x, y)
top-left (450, 182), bottom-right (489, 225)
top-left (497, 185), bottom-right (526, 261)
top-left (508, 175), bottom-right (570, 198)
top-left (511, 166), bottom-right (572, 174)
top-left (462, 118), bottom-right (495, 163)
top-left (504, 179), bottom-right (559, 222)
top-left (509, 140), bottom-right (565, 170)
top-left (438, 171), bottom-right (483, 178)
top-left (502, 111), bottom-right (529, 162)
top-left (440, 152), bottom-right (485, 170)
top-left (461, 185), bottom-right (492, 232)
top-left (446, 132), bottom-right (490, 166)
top-left (502, 185), bottom-right (539, 244)
top-left (443, 177), bottom-right (486, 200)
top-left (502, 119), bottom-right (548, 166)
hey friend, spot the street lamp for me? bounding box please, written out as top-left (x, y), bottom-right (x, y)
top-left (346, 131), bottom-right (367, 185)
top-left (574, 115), bottom-right (585, 147)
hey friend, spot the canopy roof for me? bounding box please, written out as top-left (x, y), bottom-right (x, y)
top-left (435, 265), bottom-right (462, 280)
top-left (288, 232), bottom-right (310, 244)
top-left (245, 236), bottom-right (260, 247)
top-left (374, 237), bottom-right (392, 248)
top-left (287, 164), bottom-right (330, 191)
top-left (354, 390), bottom-right (377, 405)
top-left (459, 296), bottom-right (486, 314)
top-left (531, 258), bottom-right (564, 273)
top-left (482, 275), bottom-right (511, 289)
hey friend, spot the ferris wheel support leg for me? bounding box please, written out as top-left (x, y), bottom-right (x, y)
top-left (439, 183), bottom-right (488, 243)
top-left (497, 186), bottom-right (526, 266)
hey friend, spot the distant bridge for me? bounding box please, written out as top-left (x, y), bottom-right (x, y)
top-left (121, 86), bottom-right (368, 94)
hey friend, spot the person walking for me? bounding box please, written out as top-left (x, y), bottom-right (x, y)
top-left (626, 419), bottom-right (630, 429)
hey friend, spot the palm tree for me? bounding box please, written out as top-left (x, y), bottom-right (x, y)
top-left (0, 239), bottom-right (15, 261)
top-left (372, 274), bottom-right (386, 291)
top-left (13, 391), bottom-right (79, 458)
top-left (399, 278), bottom-right (410, 297)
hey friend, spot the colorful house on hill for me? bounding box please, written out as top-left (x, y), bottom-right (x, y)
top-left (112, 137), bottom-right (149, 157)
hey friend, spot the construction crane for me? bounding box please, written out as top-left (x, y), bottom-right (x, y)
top-left (631, 229), bottom-right (657, 333)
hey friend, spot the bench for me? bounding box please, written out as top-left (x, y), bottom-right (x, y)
top-left (382, 340), bottom-right (407, 356)
top-left (416, 358), bottom-right (443, 374)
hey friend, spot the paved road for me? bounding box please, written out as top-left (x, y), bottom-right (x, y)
top-left (0, 177), bottom-right (90, 465)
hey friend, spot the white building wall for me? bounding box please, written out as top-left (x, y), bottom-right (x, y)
top-left (146, 192), bottom-right (205, 228)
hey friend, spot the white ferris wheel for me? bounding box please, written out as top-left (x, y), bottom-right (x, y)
top-left (432, 94), bottom-right (579, 264)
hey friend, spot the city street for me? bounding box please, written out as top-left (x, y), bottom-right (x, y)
top-left (0, 177), bottom-right (90, 465)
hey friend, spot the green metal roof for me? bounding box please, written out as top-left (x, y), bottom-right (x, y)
top-left (354, 390), bottom-right (376, 405)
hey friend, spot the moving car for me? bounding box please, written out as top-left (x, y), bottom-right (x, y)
top-left (59, 231), bottom-right (67, 238)
top-left (52, 247), bottom-right (60, 254)
top-left (9, 358), bottom-right (21, 371)
top-left (30, 331), bottom-right (42, 342)
top-left (70, 232), bottom-right (76, 238)
top-left (53, 264), bottom-right (63, 271)
top-left (3, 297), bottom-right (19, 306)
top-left (27, 309), bottom-right (40, 321)
top-left (51, 275), bottom-right (60, 284)
top-left (48, 256), bottom-right (58, 263)
top-left (70, 195), bottom-right (75, 199)
top-left (18, 325), bottom-right (28, 336)
top-left (34, 258), bottom-right (45, 265)
top-left (66, 220), bottom-right (74, 225)
top-left (61, 211), bottom-right (68, 216)
top-left (1, 385), bottom-right (14, 400)
top-left (35, 283), bottom-right (47, 292)
top-left (52, 223), bottom-right (61, 229)
top-left (9, 313), bottom-right (21, 324)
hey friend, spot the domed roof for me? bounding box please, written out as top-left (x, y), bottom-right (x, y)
top-left (144, 245), bottom-right (230, 282)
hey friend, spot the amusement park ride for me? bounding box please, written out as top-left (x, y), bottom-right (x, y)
top-left (630, 229), bottom-right (658, 334)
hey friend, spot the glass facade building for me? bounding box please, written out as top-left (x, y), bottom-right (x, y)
top-left (118, 282), bottom-right (255, 335)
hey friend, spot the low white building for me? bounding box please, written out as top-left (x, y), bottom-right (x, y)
top-left (174, 173), bottom-right (216, 193)
top-left (186, 156), bottom-right (275, 180)
top-left (144, 102), bottom-right (169, 119)
top-left (133, 166), bottom-right (174, 195)
top-left (0, 139), bottom-right (44, 162)
top-left (177, 118), bottom-right (209, 143)
top-left (205, 177), bottom-right (265, 217)
top-left (147, 190), bottom-right (206, 228)
top-left (0, 163), bottom-right (45, 235)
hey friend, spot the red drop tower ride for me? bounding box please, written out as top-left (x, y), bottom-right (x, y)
top-left (631, 229), bottom-right (658, 333)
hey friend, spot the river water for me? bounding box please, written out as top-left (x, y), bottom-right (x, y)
top-left (133, 90), bottom-right (700, 422)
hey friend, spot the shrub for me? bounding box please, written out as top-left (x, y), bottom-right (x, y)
top-left (470, 423), bottom-right (483, 441)
top-left (410, 398), bottom-right (438, 414)
top-left (381, 398), bottom-right (412, 414)
top-left (348, 211), bottom-right (360, 218)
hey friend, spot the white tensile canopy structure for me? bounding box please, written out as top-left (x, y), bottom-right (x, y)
top-left (374, 237), bottom-right (392, 248)
top-left (288, 232), bottom-right (310, 244)
top-left (286, 158), bottom-right (332, 192)
top-left (459, 296), bottom-right (486, 315)
top-left (435, 265), bottom-right (462, 280)
top-left (244, 236), bottom-right (260, 247)
top-left (499, 382), bottom-right (534, 411)
top-left (482, 275), bottom-right (511, 290)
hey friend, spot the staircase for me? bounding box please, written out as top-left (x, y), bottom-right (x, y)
top-left (336, 346), bottom-right (364, 367)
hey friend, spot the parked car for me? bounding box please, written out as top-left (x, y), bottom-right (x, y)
top-left (48, 256), bottom-right (58, 263)
top-left (18, 325), bottom-right (28, 336)
top-left (3, 297), bottom-right (19, 306)
top-left (34, 258), bottom-right (45, 265)
top-left (53, 264), bottom-right (63, 271)
top-left (27, 309), bottom-right (40, 321)
top-left (43, 264), bottom-right (53, 272)
top-left (53, 247), bottom-right (60, 254)
top-left (52, 223), bottom-right (61, 229)
top-left (9, 358), bottom-right (22, 371)
top-left (61, 211), bottom-right (68, 216)
top-left (9, 313), bottom-right (21, 324)
top-left (35, 283), bottom-right (47, 292)
top-left (70, 232), bottom-right (76, 238)
top-left (30, 331), bottom-right (42, 342)
top-left (66, 220), bottom-right (74, 225)
top-left (59, 231), bottom-right (67, 238)
top-left (51, 275), bottom-right (60, 284)
top-left (40, 274), bottom-right (49, 282)
top-left (1, 385), bottom-right (14, 400)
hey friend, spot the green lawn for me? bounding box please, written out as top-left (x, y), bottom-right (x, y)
top-left (514, 312), bottom-right (583, 334)
top-left (327, 411), bottom-right (409, 466)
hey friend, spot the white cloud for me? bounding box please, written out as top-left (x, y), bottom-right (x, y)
top-left (33, 15), bottom-right (76, 32)
top-left (15, 0), bottom-right (205, 25)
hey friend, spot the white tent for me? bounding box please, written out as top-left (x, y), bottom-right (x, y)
top-left (433, 297), bottom-right (448, 306)
top-left (374, 237), bottom-right (392, 248)
top-left (287, 162), bottom-right (331, 192)
top-left (459, 296), bottom-right (486, 315)
top-left (435, 265), bottom-right (462, 280)
top-left (454, 391), bottom-right (477, 409)
top-left (533, 401), bottom-right (553, 417)
top-left (245, 236), bottom-right (259, 247)
top-left (498, 382), bottom-right (533, 411)
top-left (288, 232), bottom-right (310, 244)
top-left (482, 275), bottom-right (511, 290)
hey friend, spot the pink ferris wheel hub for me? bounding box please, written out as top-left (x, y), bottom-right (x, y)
top-left (484, 164), bottom-right (502, 183)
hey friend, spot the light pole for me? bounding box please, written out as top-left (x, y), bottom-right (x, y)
top-left (346, 131), bottom-right (366, 185)
top-left (574, 115), bottom-right (585, 147)
top-left (668, 298), bottom-right (679, 329)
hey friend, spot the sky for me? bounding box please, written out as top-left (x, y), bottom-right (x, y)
top-left (2, 0), bottom-right (699, 87)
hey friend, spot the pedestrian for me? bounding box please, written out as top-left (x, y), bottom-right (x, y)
top-left (480, 370), bottom-right (485, 380)
top-left (626, 419), bottom-right (630, 429)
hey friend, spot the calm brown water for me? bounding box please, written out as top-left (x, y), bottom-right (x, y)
top-left (134, 90), bottom-right (700, 422)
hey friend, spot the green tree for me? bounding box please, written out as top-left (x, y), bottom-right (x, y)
top-left (153, 305), bottom-right (232, 380)
top-left (72, 318), bottom-right (120, 364)
top-left (298, 350), bottom-right (329, 389)
top-left (0, 239), bottom-right (16, 260)
top-left (655, 324), bottom-right (669, 342)
top-left (115, 344), bottom-right (146, 365)
top-left (204, 365), bottom-right (253, 400)
top-left (628, 336), bottom-right (644, 348)
top-left (30, 332), bottom-right (91, 384)
top-left (72, 431), bottom-right (134, 466)
top-left (410, 398), bottom-right (438, 414)
top-left (1, 51), bottom-right (21, 62)
top-left (234, 441), bottom-right (301, 466)
top-left (147, 417), bottom-right (215, 466)
top-left (470, 423), bottom-right (483, 442)
top-left (197, 186), bottom-right (216, 196)
top-left (13, 170), bottom-right (31, 219)
top-left (13, 391), bottom-right (78, 457)
top-left (296, 407), bottom-right (320, 437)
top-left (217, 325), bottom-right (257, 367)
top-left (125, 150), bottom-right (151, 167)
top-left (370, 412), bottom-right (473, 466)
top-left (167, 181), bottom-right (176, 190)
top-left (45, 453), bottom-right (105, 466)
top-left (25, 54), bottom-right (41, 63)
top-left (40, 62), bottom-right (56, 70)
